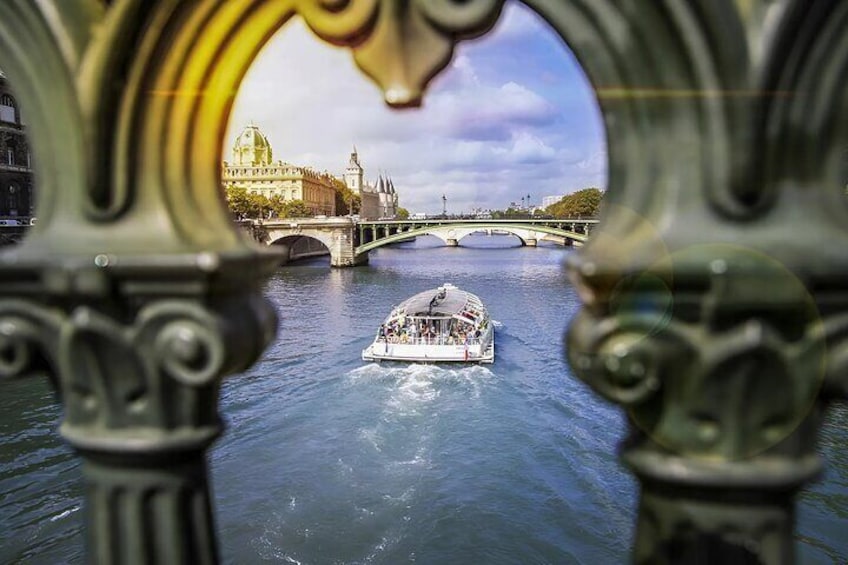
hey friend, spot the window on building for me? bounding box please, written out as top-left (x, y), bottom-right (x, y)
top-left (7, 148), bottom-right (14, 166)
top-left (8, 185), bottom-right (18, 214)
top-left (0, 94), bottom-right (16, 123)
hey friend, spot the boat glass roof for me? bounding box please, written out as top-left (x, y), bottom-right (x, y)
top-left (391, 285), bottom-right (488, 319)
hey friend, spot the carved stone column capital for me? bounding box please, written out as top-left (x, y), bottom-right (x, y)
top-left (562, 0), bottom-right (848, 560)
top-left (0, 252), bottom-right (277, 563)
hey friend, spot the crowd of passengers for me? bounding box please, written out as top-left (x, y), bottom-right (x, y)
top-left (377, 312), bottom-right (487, 345)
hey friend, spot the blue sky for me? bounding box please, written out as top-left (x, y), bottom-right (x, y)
top-left (227, 1), bottom-right (607, 215)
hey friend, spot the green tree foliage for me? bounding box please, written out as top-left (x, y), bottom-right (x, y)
top-left (335, 183), bottom-right (361, 216)
top-left (546, 188), bottom-right (604, 218)
top-left (268, 194), bottom-right (287, 217)
top-left (225, 186), bottom-right (313, 219)
top-left (226, 185), bottom-right (273, 219)
top-left (281, 199), bottom-right (310, 218)
top-left (396, 207), bottom-right (410, 220)
top-left (226, 179), bottom-right (362, 219)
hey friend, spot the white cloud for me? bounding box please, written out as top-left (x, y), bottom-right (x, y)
top-left (506, 131), bottom-right (557, 163)
top-left (226, 2), bottom-right (607, 215)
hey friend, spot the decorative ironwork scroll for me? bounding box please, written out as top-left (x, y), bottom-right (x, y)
top-left (0, 1), bottom-right (282, 562)
top-left (554, 0), bottom-right (848, 562)
top-left (297, 0), bottom-right (505, 107)
top-left (0, 0), bottom-right (845, 563)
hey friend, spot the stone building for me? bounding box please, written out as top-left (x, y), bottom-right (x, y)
top-left (222, 124), bottom-right (338, 216)
top-left (0, 69), bottom-right (34, 218)
top-left (222, 124), bottom-right (400, 220)
top-left (344, 148), bottom-right (398, 219)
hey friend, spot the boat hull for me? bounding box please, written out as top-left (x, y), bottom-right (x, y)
top-left (362, 340), bottom-right (494, 364)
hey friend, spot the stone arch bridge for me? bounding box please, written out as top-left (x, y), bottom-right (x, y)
top-left (249, 218), bottom-right (597, 267)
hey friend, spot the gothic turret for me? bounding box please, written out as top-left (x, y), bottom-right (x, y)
top-left (344, 146), bottom-right (364, 194)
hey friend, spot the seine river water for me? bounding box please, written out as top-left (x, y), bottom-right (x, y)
top-left (1, 234), bottom-right (846, 564)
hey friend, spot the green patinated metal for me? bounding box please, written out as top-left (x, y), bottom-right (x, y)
top-left (0, 0), bottom-right (845, 563)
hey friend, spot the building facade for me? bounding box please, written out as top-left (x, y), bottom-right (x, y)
top-left (222, 125), bottom-right (400, 219)
top-left (344, 148), bottom-right (398, 219)
top-left (222, 125), bottom-right (338, 216)
top-left (0, 70), bottom-right (34, 219)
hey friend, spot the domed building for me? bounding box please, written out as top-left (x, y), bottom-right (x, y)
top-left (232, 124), bottom-right (273, 166)
top-left (222, 125), bottom-right (401, 220)
top-left (222, 124), bottom-right (338, 216)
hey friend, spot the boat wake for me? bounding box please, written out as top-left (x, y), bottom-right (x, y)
top-left (348, 362), bottom-right (496, 406)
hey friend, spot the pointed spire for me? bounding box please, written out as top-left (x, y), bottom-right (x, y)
top-left (377, 175), bottom-right (385, 192)
top-left (348, 145), bottom-right (362, 169)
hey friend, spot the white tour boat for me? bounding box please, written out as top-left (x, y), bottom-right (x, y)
top-left (362, 283), bottom-right (495, 363)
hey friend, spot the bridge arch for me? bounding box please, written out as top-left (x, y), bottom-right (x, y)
top-left (356, 222), bottom-right (588, 254)
top-left (261, 221), bottom-right (368, 267)
top-left (426, 227), bottom-right (530, 246)
top-left (267, 233), bottom-right (332, 264)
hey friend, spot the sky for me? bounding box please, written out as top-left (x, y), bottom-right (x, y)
top-left (226, 1), bottom-right (607, 215)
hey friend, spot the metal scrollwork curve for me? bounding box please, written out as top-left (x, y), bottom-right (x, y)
top-left (138, 301), bottom-right (227, 388)
top-left (294, 0), bottom-right (380, 43)
top-left (296, 0), bottom-right (505, 107)
top-left (0, 301), bottom-right (63, 380)
top-left (568, 310), bottom-right (689, 408)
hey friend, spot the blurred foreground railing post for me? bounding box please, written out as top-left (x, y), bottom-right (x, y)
top-left (562, 1), bottom-right (848, 563)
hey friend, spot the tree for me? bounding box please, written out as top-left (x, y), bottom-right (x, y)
top-left (269, 194), bottom-right (288, 218)
top-left (335, 184), bottom-right (361, 216)
top-left (282, 199), bottom-right (310, 218)
top-left (328, 178), bottom-right (363, 216)
top-left (396, 207), bottom-right (410, 220)
top-left (225, 185), bottom-right (275, 219)
top-left (224, 185), bottom-right (253, 219)
top-left (546, 187), bottom-right (604, 218)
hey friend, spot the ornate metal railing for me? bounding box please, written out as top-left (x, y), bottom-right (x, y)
top-left (0, 1), bottom-right (845, 563)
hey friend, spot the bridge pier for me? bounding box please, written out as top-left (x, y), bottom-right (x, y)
top-left (447, 238), bottom-right (458, 247)
top-left (329, 231), bottom-right (368, 267)
top-left (331, 251), bottom-right (368, 267)
top-left (525, 239), bottom-right (537, 247)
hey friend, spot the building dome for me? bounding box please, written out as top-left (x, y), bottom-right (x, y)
top-left (232, 124), bottom-right (273, 166)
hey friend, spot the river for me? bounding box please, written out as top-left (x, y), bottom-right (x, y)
top-left (0, 234), bottom-right (845, 563)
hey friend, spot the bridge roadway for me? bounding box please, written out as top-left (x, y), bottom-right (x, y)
top-left (251, 217), bottom-right (597, 267)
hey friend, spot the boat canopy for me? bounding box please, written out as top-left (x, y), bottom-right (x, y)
top-left (391, 284), bottom-right (488, 322)
top-left (363, 283), bottom-right (495, 363)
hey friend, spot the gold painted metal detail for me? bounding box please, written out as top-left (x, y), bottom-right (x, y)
top-left (296, 0), bottom-right (505, 107)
